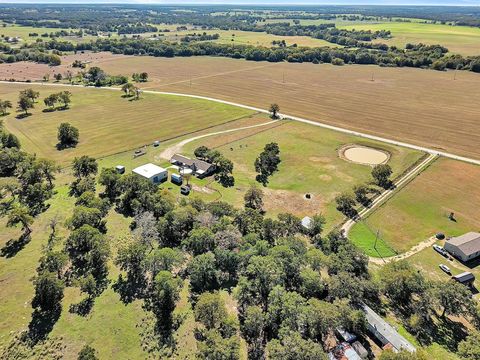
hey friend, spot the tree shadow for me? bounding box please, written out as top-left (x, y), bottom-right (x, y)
top-left (0, 112), bottom-right (11, 117)
top-left (112, 274), bottom-right (145, 304)
top-left (42, 108), bottom-right (56, 113)
top-left (1, 232), bottom-right (31, 258)
top-left (69, 297), bottom-right (94, 317)
top-left (27, 308), bottom-right (61, 345)
top-left (15, 113), bottom-right (31, 120)
top-left (56, 142), bottom-right (77, 151)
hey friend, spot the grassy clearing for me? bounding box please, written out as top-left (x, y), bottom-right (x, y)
top-left (180, 120), bottom-right (423, 225)
top-left (1, 83), bottom-right (255, 165)
top-left (349, 158), bottom-right (480, 256)
top-left (340, 22), bottom-right (480, 56)
top-left (164, 28), bottom-right (341, 48)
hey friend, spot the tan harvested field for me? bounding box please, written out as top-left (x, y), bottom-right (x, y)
top-left (2, 54), bottom-right (480, 159)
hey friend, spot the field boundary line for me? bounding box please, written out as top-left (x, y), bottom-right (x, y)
top-left (3, 80), bottom-right (480, 167)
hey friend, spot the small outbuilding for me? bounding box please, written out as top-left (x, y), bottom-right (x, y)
top-left (444, 232), bottom-right (480, 262)
top-left (452, 272), bottom-right (475, 286)
top-left (132, 163), bottom-right (167, 184)
top-left (115, 165), bottom-right (125, 174)
top-left (301, 216), bottom-right (313, 230)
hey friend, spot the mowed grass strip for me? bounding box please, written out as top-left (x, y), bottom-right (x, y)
top-left (349, 158), bottom-right (480, 255)
top-left (1, 83), bottom-right (255, 164)
top-left (339, 22), bottom-right (480, 56)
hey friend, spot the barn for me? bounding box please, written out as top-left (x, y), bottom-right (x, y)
top-left (444, 232), bottom-right (480, 262)
top-left (132, 163), bottom-right (168, 184)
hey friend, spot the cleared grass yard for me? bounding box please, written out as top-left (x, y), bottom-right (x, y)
top-left (1, 83), bottom-right (255, 164)
top-left (181, 120), bottom-right (423, 225)
top-left (349, 158), bottom-right (480, 256)
top-left (339, 22), bottom-right (480, 56)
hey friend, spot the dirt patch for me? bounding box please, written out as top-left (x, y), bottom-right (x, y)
top-left (309, 156), bottom-right (332, 163)
top-left (339, 144), bottom-right (390, 166)
top-left (192, 184), bottom-right (215, 194)
top-left (263, 188), bottom-right (327, 216)
top-left (318, 174), bottom-right (332, 181)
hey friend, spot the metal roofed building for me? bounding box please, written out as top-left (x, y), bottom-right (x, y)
top-left (444, 232), bottom-right (480, 262)
top-left (361, 304), bottom-right (416, 353)
top-left (132, 163), bottom-right (168, 184)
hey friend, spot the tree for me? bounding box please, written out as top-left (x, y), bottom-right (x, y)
top-left (115, 241), bottom-right (148, 297)
top-left (139, 72), bottom-right (148, 82)
top-left (215, 156), bottom-right (235, 187)
top-left (0, 99), bottom-right (12, 116)
top-left (20, 88), bottom-right (40, 103)
top-left (99, 167), bottom-right (122, 201)
top-left (58, 91), bottom-right (72, 109)
top-left (353, 184), bottom-right (371, 206)
top-left (372, 164), bottom-right (393, 189)
top-left (299, 268), bottom-right (325, 299)
top-left (196, 329), bottom-right (240, 360)
top-left (148, 271), bottom-right (182, 333)
top-left (244, 185), bottom-right (264, 211)
top-left (145, 247), bottom-right (182, 277)
top-left (380, 260), bottom-right (425, 305)
top-left (188, 252), bottom-right (219, 295)
top-left (434, 280), bottom-right (475, 318)
top-left (335, 193), bottom-right (357, 218)
top-left (379, 350), bottom-right (429, 360)
top-left (7, 206), bottom-right (33, 235)
top-left (32, 271), bottom-right (65, 312)
top-left (132, 211), bottom-right (159, 249)
top-left (303, 214), bottom-right (325, 238)
top-left (269, 103), bottom-right (280, 119)
top-left (17, 93), bottom-right (34, 115)
top-left (267, 331), bottom-right (327, 360)
top-left (458, 331), bottom-right (480, 360)
top-left (43, 93), bottom-right (58, 109)
top-left (121, 82), bottom-right (135, 97)
top-left (183, 227), bottom-right (215, 255)
top-left (54, 73), bottom-right (63, 82)
top-left (67, 206), bottom-right (106, 233)
top-left (255, 142), bottom-right (281, 186)
top-left (72, 156), bottom-right (98, 178)
top-left (195, 292), bottom-right (228, 330)
top-left (37, 159), bottom-right (60, 189)
top-left (57, 122), bottom-right (79, 148)
top-left (77, 345), bottom-right (98, 360)
top-left (241, 305), bottom-right (265, 360)
top-left (194, 145), bottom-right (210, 160)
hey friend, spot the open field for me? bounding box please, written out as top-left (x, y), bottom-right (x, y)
top-left (349, 158), bottom-right (480, 257)
top-left (0, 83), bottom-right (256, 164)
top-left (3, 55), bottom-right (480, 160)
top-left (164, 28), bottom-right (340, 48)
top-left (340, 22), bottom-right (480, 56)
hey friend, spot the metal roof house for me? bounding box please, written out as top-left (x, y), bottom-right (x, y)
top-left (170, 154), bottom-right (215, 178)
top-left (132, 163), bottom-right (167, 184)
top-left (444, 232), bottom-right (480, 262)
top-left (361, 304), bottom-right (416, 353)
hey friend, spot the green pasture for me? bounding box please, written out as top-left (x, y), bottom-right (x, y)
top-left (349, 158), bottom-right (480, 257)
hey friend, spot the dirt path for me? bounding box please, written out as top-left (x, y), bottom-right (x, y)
top-left (342, 153), bottom-right (438, 264)
top-left (369, 237), bottom-right (438, 265)
top-left (157, 119), bottom-right (278, 160)
top-left (2, 80), bottom-right (480, 167)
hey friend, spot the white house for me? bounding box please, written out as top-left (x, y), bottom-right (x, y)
top-left (132, 163), bottom-right (167, 184)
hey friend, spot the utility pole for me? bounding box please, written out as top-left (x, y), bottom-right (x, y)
top-left (374, 229), bottom-right (380, 250)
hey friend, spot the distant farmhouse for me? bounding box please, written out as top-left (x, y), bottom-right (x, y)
top-left (444, 232), bottom-right (480, 262)
top-left (170, 154), bottom-right (215, 178)
top-left (132, 163), bottom-right (167, 184)
top-left (361, 304), bottom-right (416, 353)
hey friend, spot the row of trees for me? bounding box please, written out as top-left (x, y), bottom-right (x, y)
top-left (336, 164), bottom-right (393, 218)
top-left (43, 91), bottom-right (72, 111)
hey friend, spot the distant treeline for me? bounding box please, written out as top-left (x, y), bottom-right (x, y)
top-left (28, 38), bottom-right (480, 73)
top-left (263, 23), bottom-right (391, 47)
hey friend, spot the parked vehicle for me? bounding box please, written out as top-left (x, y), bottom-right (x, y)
top-left (433, 244), bottom-right (448, 257)
top-left (153, 140), bottom-right (160, 147)
top-left (180, 185), bottom-right (190, 195)
top-left (439, 264), bottom-right (451, 274)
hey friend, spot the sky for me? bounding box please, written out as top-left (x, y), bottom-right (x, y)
top-left (0, 0), bottom-right (479, 5)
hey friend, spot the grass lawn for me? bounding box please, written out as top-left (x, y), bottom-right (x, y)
top-left (339, 22), bottom-right (480, 56)
top-left (180, 120), bottom-right (423, 226)
top-left (1, 83), bottom-right (255, 165)
top-left (349, 158), bottom-right (480, 256)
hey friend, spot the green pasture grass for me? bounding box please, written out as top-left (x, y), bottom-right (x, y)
top-left (164, 28), bottom-right (341, 48)
top-left (1, 83), bottom-right (255, 165)
top-left (349, 157), bottom-right (480, 256)
top-left (339, 21), bottom-right (480, 56)
top-left (180, 120), bottom-right (423, 226)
